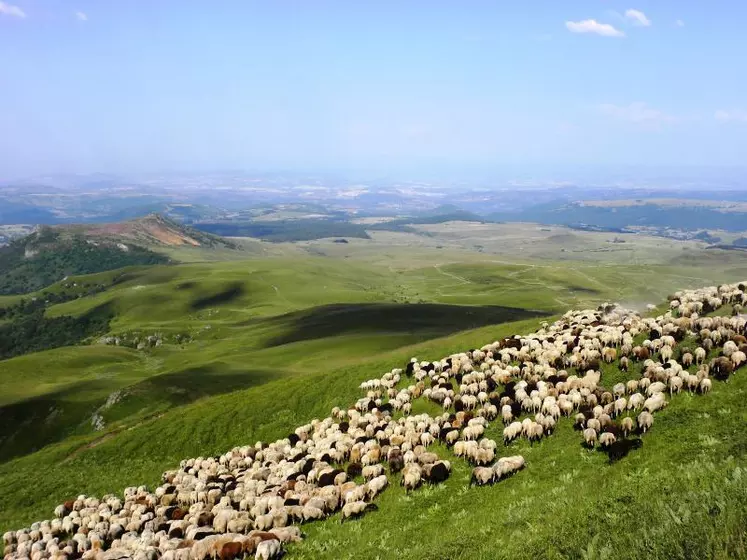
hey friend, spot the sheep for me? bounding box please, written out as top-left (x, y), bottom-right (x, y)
top-left (501, 405), bottom-right (513, 424)
top-left (613, 398), bottom-right (627, 417)
top-left (7, 281), bottom-right (743, 560)
top-left (621, 417), bottom-right (634, 437)
top-left (400, 464), bottom-right (422, 492)
top-left (694, 347), bottom-right (707, 364)
top-left (269, 526), bottom-right (303, 544)
top-left (599, 432), bottom-right (616, 449)
top-left (492, 455), bottom-right (525, 480)
top-left (647, 382), bottom-right (667, 396)
top-left (361, 465), bottom-right (384, 481)
top-left (470, 467), bottom-right (494, 486)
top-left (732, 351), bottom-right (746, 368)
top-left (627, 393), bottom-right (645, 411)
top-left (700, 378), bottom-right (712, 394)
top-left (254, 539), bottom-right (281, 560)
top-left (637, 411), bottom-right (654, 433)
top-left (668, 376), bottom-right (683, 395)
top-left (503, 422), bottom-right (522, 445)
top-left (644, 393), bottom-right (667, 413)
top-left (583, 428), bottom-right (597, 447)
top-left (341, 502), bottom-right (378, 522)
top-left (422, 461), bottom-right (451, 484)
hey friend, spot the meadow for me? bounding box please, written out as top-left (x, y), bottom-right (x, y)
top-left (1, 222), bottom-right (746, 558)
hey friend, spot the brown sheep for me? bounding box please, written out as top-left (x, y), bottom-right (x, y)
top-left (219, 542), bottom-right (243, 560)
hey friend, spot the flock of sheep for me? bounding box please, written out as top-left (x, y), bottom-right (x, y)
top-left (3, 281), bottom-right (746, 560)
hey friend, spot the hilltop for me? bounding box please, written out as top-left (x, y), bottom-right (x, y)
top-left (0, 214), bottom-right (235, 295)
top-left (59, 213), bottom-right (234, 250)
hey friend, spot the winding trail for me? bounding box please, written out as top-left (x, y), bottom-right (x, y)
top-left (433, 265), bottom-right (472, 284)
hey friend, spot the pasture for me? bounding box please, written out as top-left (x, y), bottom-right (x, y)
top-left (1, 222), bottom-right (747, 559)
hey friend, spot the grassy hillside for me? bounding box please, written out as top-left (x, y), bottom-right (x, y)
top-left (0, 229), bottom-right (168, 295)
top-left (2, 225), bottom-right (747, 558)
top-left (2, 246), bottom-right (747, 461)
top-left (0, 257), bottom-right (559, 461)
top-left (0, 214), bottom-right (243, 295)
top-left (0, 305), bottom-right (745, 559)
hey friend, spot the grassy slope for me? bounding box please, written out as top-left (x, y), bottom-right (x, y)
top-left (2, 246), bottom-right (746, 460)
top-left (0, 313), bottom-right (745, 559)
top-left (0, 257), bottom-right (561, 460)
top-left (1, 231), bottom-right (746, 558)
top-left (0, 318), bottom-right (543, 531)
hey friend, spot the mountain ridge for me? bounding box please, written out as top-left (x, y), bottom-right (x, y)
top-left (0, 214), bottom-right (236, 295)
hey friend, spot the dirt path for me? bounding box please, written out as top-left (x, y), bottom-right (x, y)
top-left (433, 265), bottom-right (471, 284)
top-left (62, 414), bottom-right (165, 463)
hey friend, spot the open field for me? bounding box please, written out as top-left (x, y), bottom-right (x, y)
top-left (295, 221), bottom-right (747, 265)
top-left (3, 225), bottom-right (747, 459)
top-left (1, 222), bottom-right (747, 558)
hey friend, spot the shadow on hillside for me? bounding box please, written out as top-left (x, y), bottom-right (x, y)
top-left (0, 365), bottom-right (284, 464)
top-left (189, 282), bottom-right (246, 310)
top-left (579, 437), bottom-right (644, 464)
top-left (111, 267), bottom-right (179, 286)
top-left (258, 302), bottom-right (551, 348)
top-left (606, 438), bottom-right (643, 463)
top-left (567, 285), bottom-right (600, 295)
top-left (123, 365), bottom-right (283, 406)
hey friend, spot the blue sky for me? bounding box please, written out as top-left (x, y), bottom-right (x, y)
top-left (1, 0), bottom-right (746, 177)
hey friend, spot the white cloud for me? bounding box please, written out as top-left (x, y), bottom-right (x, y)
top-left (75, 11), bottom-right (88, 21)
top-left (599, 103), bottom-right (678, 124)
top-left (566, 19), bottom-right (625, 37)
top-left (0, 1), bottom-right (26, 18)
top-left (715, 110), bottom-right (747, 123)
top-left (675, 19), bottom-right (685, 27)
top-left (625, 9), bottom-right (651, 27)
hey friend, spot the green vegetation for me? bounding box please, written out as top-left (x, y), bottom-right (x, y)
top-left (493, 201), bottom-right (747, 232)
top-left (1, 306), bottom-right (746, 559)
top-left (1, 220), bottom-right (746, 558)
top-left (195, 219), bottom-right (372, 242)
top-left (192, 208), bottom-right (491, 242)
top-left (0, 229), bottom-right (169, 295)
top-left (0, 303), bottom-right (113, 361)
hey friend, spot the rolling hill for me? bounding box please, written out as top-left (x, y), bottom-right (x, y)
top-left (0, 274), bottom-right (745, 560)
top-left (0, 214), bottom-right (236, 295)
top-left (1, 224), bottom-right (747, 559)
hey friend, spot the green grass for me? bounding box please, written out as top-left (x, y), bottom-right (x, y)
top-left (0, 257), bottom-right (561, 461)
top-left (1, 227), bottom-right (746, 558)
top-left (1, 251), bottom-right (745, 461)
top-left (0, 312), bottom-right (745, 559)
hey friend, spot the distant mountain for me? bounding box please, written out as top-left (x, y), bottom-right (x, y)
top-left (0, 214), bottom-right (235, 295)
top-left (489, 200), bottom-right (747, 233)
top-left (64, 213), bottom-right (235, 249)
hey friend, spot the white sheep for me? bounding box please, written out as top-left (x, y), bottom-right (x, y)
top-left (637, 411), bottom-right (654, 433)
top-left (255, 539), bottom-right (281, 560)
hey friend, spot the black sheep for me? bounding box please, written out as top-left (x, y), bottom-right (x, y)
top-left (317, 468), bottom-right (344, 487)
top-left (423, 461), bottom-right (450, 484)
top-left (346, 463), bottom-right (363, 478)
top-left (388, 454), bottom-right (404, 474)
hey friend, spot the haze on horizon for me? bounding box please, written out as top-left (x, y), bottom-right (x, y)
top-left (1, 0), bottom-right (746, 178)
